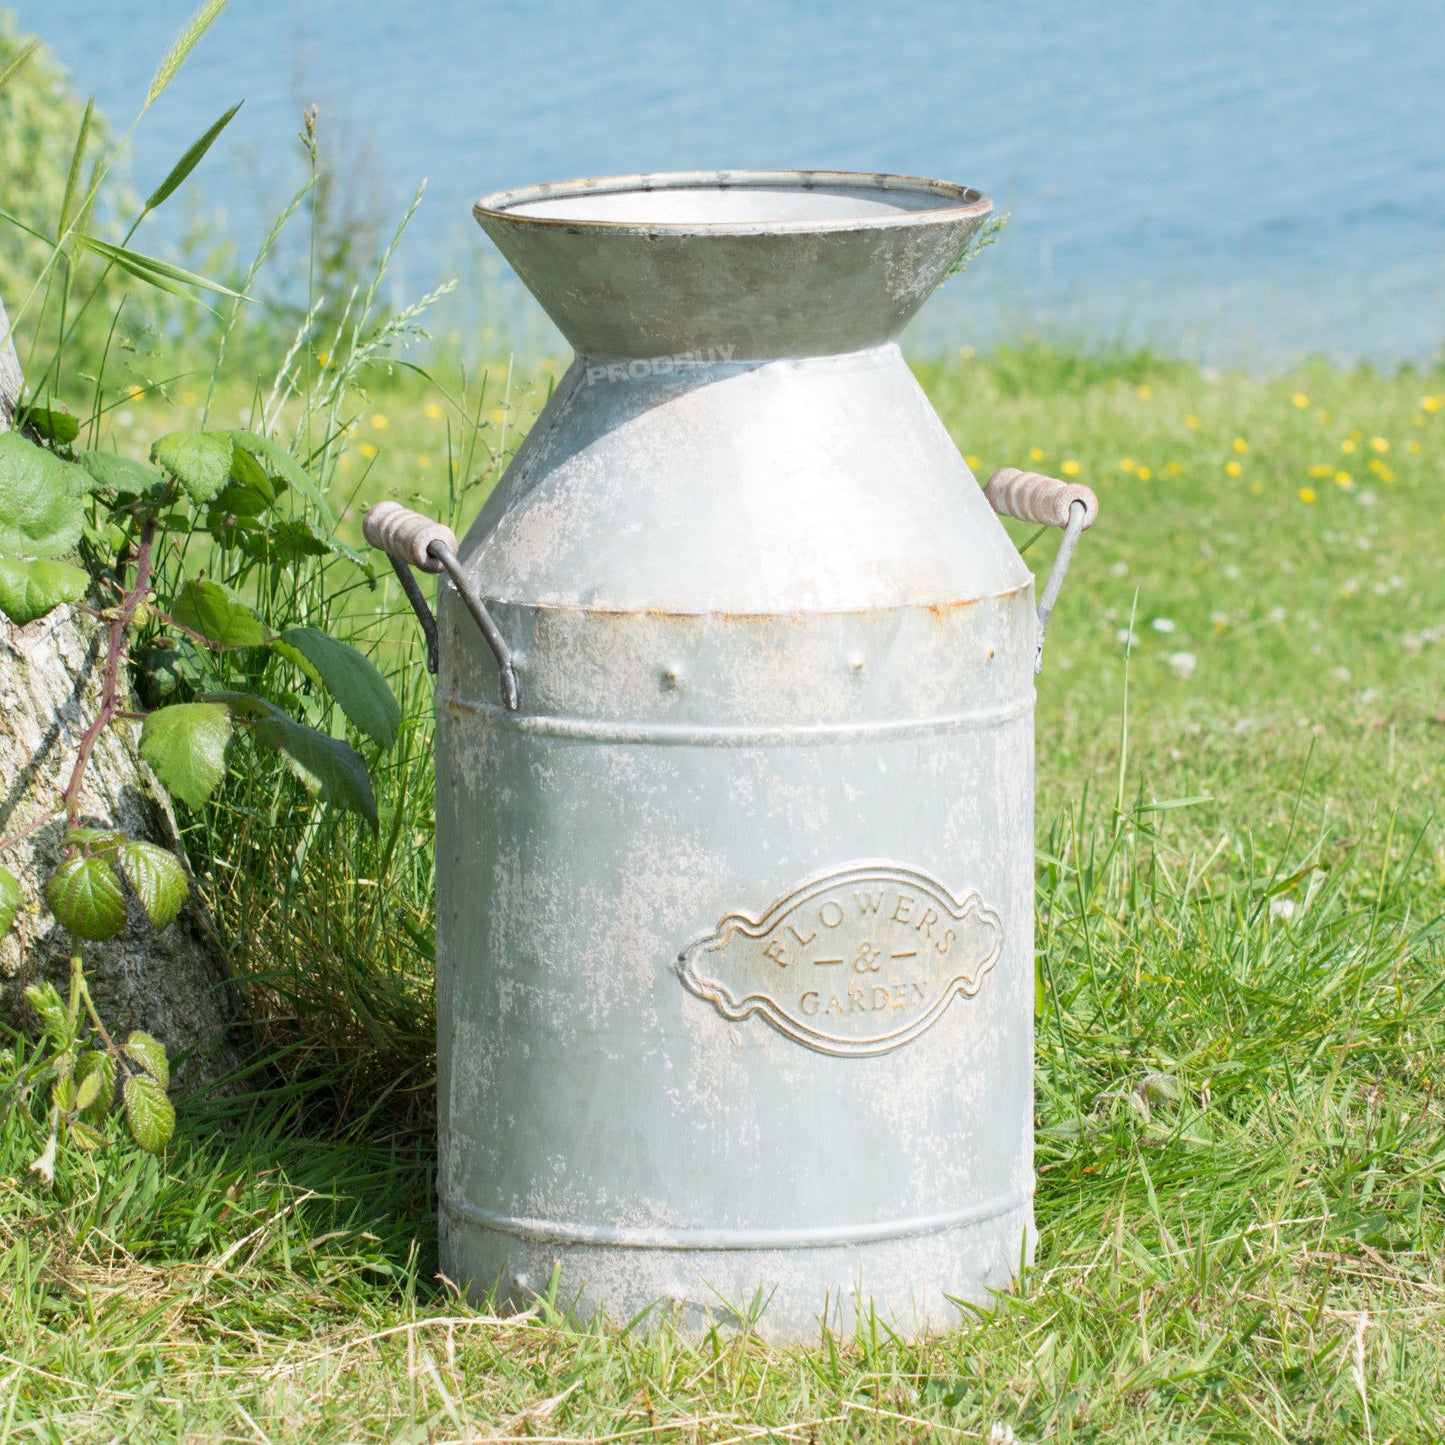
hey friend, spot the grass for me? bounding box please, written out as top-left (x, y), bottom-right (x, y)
top-left (2, 341), bottom-right (1444, 1441)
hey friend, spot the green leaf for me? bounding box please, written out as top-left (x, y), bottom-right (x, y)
top-left (74, 1051), bottom-right (116, 1124)
top-left (136, 647), bottom-right (193, 708)
top-left (0, 558), bottom-right (89, 624)
top-left (0, 866), bottom-right (20, 934)
top-left (267, 639), bottom-right (322, 688)
top-left (139, 702), bottom-right (232, 808)
top-left (241, 517), bottom-right (329, 565)
top-left (68, 1118), bottom-right (109, 1151)
top-left (0, 431), bottom-right (93, 558)
top-left (274, 627), bottom-right (400, 748)
top-left (73, 233), bottom-right (244, 303)
top-left (74, 1066), bottom-right (103, 1111)
top-left (206, 455), bottom-right (276, 528)
top-left (215, 691), bottom-right (378, 829)
top-left (227, 441), bottom-right (273, 496)
top-left (76, 450), bottom-right (166, 499)
top-left (122, 1072), bottom-right (174, 1154)
top-left (168, 579), bottom-right (267, 646)
top-left (144, 101), bottom-right (242, 211)
top-left (22, 404), bottom-right (80, 446)
top-left (228, 431), bottom-right (332, 523)
top-left (118, 841), bottom-right (188, 931)
top-left (150, 431), bottom-right (233, 505)
top-left (45, 855), bottom-right (127, 941)
top-left (23, 982), bottom-right (72, 1048)
top-left (207, 488), bottom-right (270, 526)
top-left (64, 826), bottom-right (123, 852)
top-left (123, 1030), bottom-right (170, 1089)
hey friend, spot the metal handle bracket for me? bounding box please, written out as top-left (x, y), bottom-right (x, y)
top-left (364, 500), bottom-right (520, 709)
top-left (983, 468), bottom-right (1099, 674)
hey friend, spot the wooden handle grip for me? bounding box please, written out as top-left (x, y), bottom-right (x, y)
top-left (362, 500), bottom-right (458, 574)
top-left (984, 468), bottom-right (1099, 530)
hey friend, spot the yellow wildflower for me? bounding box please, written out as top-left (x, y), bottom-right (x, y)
top-left (1165, 461), bottom-right (1184, 476)
top-left (1120, 457), bottom-right (1137, 473)
top-left (965, 454), bottom-right (982, 470)
top-left (1184, 414), bottom-right (1200, 428)
top-left (1369, 436), bottom-right (1388, 452)
top-left (1407, 439), bottom-right (1421, 453)
top-left (424, 402), bottom-right (445, 420)
top-left (1341, 438), bottom-right (1356, 453)
top-left (1232, 437), bottom-right (1249, 453)
top-left (490, 408), bottom-right (506, 424)
top-left (1316, 408), bottom-right (1332, 423)
top-left (1421, 395), bottom-right (1441, 412)
top-left (1028, 446), bottom-right (1046, 462)
top-left (1136, 384), bottom-right (1153, 400)
top-left (358, 441), bottom-right (377, 459)
top-left (1224, 460), bottom-right (1243, 477)
top-left (127, 384), bottom-right (144, 399)
top-left (371, 414), bottom-right (389, 430)
top-left (1136, 465), bottom-right (1153, 480)
top-left (418, 455), bottom-right (432, 469)
top-left (1299, 487), bottom-right (1317, 504)
top-left (1291, 392), bottom-right (1309, 408)
top-left (1308, 464), bottom-right (1334, 478)
top-left (1335, 471), bottom-right (1352, 486)
top-left (1060, 459), bottom-right (1081, 477)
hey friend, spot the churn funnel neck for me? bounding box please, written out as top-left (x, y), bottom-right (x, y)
top-left (473, 169), bottom-right (992, 361)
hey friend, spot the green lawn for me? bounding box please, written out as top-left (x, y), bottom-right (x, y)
top-left (3, 344), bottom-right (1444, 1442)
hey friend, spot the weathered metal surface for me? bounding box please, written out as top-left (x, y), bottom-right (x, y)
top-left (380, 170), bottom-right (1096, 1339)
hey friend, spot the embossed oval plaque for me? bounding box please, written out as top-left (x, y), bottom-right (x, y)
top-left (675, 861), bottom-right (1003, 1056)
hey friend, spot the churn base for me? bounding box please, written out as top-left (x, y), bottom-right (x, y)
top-left (441, 1199), bottom-right (1035, 1341)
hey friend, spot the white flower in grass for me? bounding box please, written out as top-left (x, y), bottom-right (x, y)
top-left (1151, 617), bottom-right (1176, 633)
top-left (1167, 651), bottom-right (1197, 679)
top-left (1270, 898), bottom-right (1296, 921)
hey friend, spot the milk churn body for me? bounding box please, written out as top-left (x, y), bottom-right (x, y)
top-left (375, 173), bottom-right (1095, 1339)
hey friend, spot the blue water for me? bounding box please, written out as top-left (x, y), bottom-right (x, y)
top-left (17, 0), bottom-right (1445, 368)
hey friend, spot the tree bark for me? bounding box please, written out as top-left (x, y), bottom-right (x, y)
top-left (0, 297), bottom-right (241, 1088)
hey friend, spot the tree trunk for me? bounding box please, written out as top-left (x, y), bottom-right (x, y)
top-left (0, 298), bottom-right (241, 1088)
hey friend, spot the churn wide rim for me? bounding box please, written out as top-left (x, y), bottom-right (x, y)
top-left (473, 169), bottom-right (992, 237)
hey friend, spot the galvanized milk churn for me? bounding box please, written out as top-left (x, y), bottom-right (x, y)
top-left (364, 170), bottom-right (1098, 1339)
